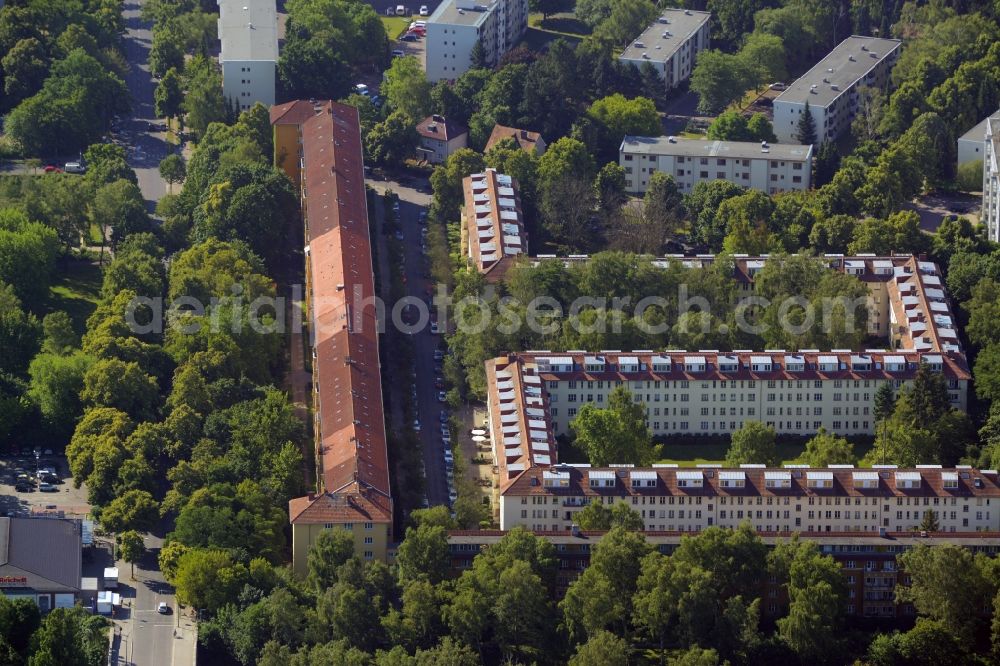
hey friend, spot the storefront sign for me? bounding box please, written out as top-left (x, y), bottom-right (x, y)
top-left (0, 576), bottom-right (28, 586)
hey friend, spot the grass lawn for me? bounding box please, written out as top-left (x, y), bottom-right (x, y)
top-left (381, 16), bottom-right (410, 40)
top-left (728, 85), bottom-right (768, 113)
top-left (528, 12), bottom-right (591, 36)
top-left (87, 223), bottom-right (104, 245)
top-left (46, 259), bottom-right (102, 335)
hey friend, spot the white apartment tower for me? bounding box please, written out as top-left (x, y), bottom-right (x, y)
top-left (985, 117), bottom-right (1000, 242)
top-left (425, 0), bottom-right (529, 82)
top-left (773, 36), bottom-right (901, 145)
top-left (619, 9), bottom-right (710, 91)
top-left (957, 109), bottom-right (1000, 167)
top-left (217, 0), bottom-right (277, 110)
top-left (620, 135), bottom-right (812, 195)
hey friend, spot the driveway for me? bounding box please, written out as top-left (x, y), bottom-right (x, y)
top-left (902, 192), bottom-right (982, 232)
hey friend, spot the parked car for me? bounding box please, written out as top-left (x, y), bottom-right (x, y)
top-left (38, 483), bottom-right (57, 492)
top-left (157, 602), bottom-right (171, 614)
top-left (433, 350), bottom-right (444, 361)
top-left (63, 162), bottom-right (86, 174)
top-left (769, 82), bottom-right (786, 90)
top-left (43, 165), bottom-right (62, 174)
top-left (14, 483), bottom-right (33, 493)
top-left (355, 83), bottom-right (370, 96)
top-left (395, 229), bottom-right (403, 240)
top-left (430, 322), bottom-right (440, 334)
top-left (391, 49), bottom-right (405, 58)
top-left (437, 391), bottom-right (447, 402)
top-left (400, 33), bottom-right (418, 41)
top-left (419, 5), bottom-right (429, 15)
top-left (395, 4), bottom-right (406, 15)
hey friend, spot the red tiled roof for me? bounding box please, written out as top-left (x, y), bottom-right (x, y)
top-left (278, 100), bottom-right (392, 524)
top-left (485, 124), bottom-right (545, 153)
top-left (501, 465), bottom-right (1000, 499)
top-left (270, 99), bottom-right (319, 126)
top-left (416, 115), bottom-right (467, 141)
top-left (289, 491), bottom-right (393, 524)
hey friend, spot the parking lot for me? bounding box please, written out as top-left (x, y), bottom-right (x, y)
top-left (0, 452), bottom-right (91, 518)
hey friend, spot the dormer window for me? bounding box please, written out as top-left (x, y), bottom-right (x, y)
top-left (895, 471), bottom-right (922, 489)
top-left (719, 471), bottom-right (745, 488)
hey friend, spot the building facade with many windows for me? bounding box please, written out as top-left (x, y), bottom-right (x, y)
top-left (773, 36), bottom-right (901, 145)
top-left (497, 465), bottom-right (998, 534)
top-left (217, 0), bottom-right (277, 109)
top-left (482, 254), bottom-right (970, 491)
top-left (985, 117), bottom-right (1000, 243)
top-left (620, 135), bottom-right (812, 195)
top-left (425, 0), bottom-right (528, 82)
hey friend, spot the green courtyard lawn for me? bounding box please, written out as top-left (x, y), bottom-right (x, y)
top-left (381, 16), bottom-right (410, 40)
top-left (657, 434), bottom-right (876, 467)
top-left (46, 258), bottom-right (102, 335)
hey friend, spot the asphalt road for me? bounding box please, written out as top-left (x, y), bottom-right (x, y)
top-left (115, 531), bottom-right (195, 666)
top-left (122, 0), bottom-right (170, 207)
top-left (369, 175), bottom-right (453, 507)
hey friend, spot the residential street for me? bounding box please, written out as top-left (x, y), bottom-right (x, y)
top-left (367, 175), bottom-right (452, 507)
top-left (122, 0), bottom-right (170, 207)
top-left (112, 532), bottom-right (196, 666)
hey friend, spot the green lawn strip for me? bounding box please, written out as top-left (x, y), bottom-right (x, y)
top-left (46, 259), bottom-right (102, 335)
top-left (381, 16), bottom-right (411, 40)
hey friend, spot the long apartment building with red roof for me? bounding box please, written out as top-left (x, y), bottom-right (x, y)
top-left (483, 254), bottom-right (974, 528)
top-left (271, 100), bottom-right (393, 573)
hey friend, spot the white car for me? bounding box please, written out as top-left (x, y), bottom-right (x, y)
top-left (419, 5), bottom-right (429, 15)
top-left (354, 83), bottom-right (370, 96)
top-left (430, 322), bottom-right (440, 334)
top-left (413, 420), bottom-right (421, 432)
top-left (64, 162), bottom-right (85, 174)
top-left (157, 602), bottom-right (170, 614)
top-left (437, 391), bottom-right (447, 402)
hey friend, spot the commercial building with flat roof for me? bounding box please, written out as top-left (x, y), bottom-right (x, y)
top-left (773, 36), bottom-right (901, 145)
top-left (461, 169), bottom-right (527, 281)
top-left (425, 0), bottom-right (528, 82)
top-left (271, 101), bottom-right (393, 573)
top-left (0, 517), bottom-right (82, 612)
top-left (958, 109), bottom-right (1000, 167)
top-left (985, 117), bottom-right (1000, 242)
top-left (619, 9), bottom-right (710, 91)
top-left (217, 0), bottom-right (277, 109)
top-left (620, 135), bottom-right (812, 195)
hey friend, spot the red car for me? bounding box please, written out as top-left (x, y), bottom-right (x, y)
top-left (43, 165), bottom-right (62, 173)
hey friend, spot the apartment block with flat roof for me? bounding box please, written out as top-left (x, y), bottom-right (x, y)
top-left (985, 117), bottom-right (1000, 242)
top-left (620, 135), bottom-right (812, 195)
top-left (217, 0), bottom-right (277, 109)
top-left (958, 109), bottom-right (1000, 167)
top-left (773, 36), bottom-right (901, 145)
top-left (619, 9), bottom-right (710, 90)
top-left (425, 0), bottom-right (528, 82)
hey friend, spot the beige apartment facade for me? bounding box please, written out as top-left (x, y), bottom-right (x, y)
top-left (499, 465), bottom-right (1000, 534)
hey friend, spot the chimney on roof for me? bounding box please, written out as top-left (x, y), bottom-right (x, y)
top-left (570, 523), bottom-right (581, 537)
top-left (432, 114), bottom-right (445, 123)
top-left (520, 129), bottom-right (528, 140)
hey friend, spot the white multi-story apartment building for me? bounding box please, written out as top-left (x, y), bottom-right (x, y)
top-left (217, 0), bottom-right (277, 110)
top-left (985, 117), bottom-right (1000, 242)
top-left (773, 36), bottom-right (901, 145)
top-left (620, 135), bottom-right (812, 195)
top-left (957, 109), bottom-right (1000, 167)
top-left (619, 9), bottom-right (710, 91)
top-left (498, 464), bottom-right (1000, 534)
top-left (425, 0), bottom-right (528, 82)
